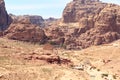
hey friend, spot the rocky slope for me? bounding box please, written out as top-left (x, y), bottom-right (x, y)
top-left (45, 0), bottom-right (120, 49)
top-left (3, 20), bottom-right (48, 43)
top-left (1, 14), bottom-right (59, 43)
top-left (0, 0), bottom-right (12, 31)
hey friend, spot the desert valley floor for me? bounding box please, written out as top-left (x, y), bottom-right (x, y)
top-left (0, 38), bottom-right (120, 80)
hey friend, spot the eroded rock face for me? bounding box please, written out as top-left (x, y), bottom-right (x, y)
top-left (4, 22), bottom-right (47, 43)
top-left (1, 12), bottom-right (47, 43)
top-left (63, 0), bottom-right (105, 23)
top-left (47, 0), bottom-right (120, 49)
top-left (44, 27), bottom-right (65, 45)
top-left (0, 0), bottom-right (12, 31)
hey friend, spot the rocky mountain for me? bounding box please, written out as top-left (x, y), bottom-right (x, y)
top-left (0, 0), bottom-right (120, 80)
top-left (9, 14), bottom-right (59, 28)
top-left (2, 16), bottom-right (48, 43)
top-left (0, 0), bottom-right (12, 31)
top-left (63, 0), bottom-right (104, 23)
top-left (0, 0), bottom-right (47, 43)
top-left (43, 0), bottom-right (120, 49)
top-left (1, 0), bottom-right (120, 50)
top-left (9, 14), bottom-right (45, 27)
top-left (56, 0), bottom-right (120, 49)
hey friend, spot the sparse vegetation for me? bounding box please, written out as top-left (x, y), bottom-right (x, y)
top-left (60, 44), bottom-right (66, 49)
top-left (97, 69), bottom-right (100, 71)
top-left (113, 75), bottom-right (117, 79)
top-left (101, 73), bottom-right (108, 78)
top-left (49, 41), bottom-right (57, 45)
top-left (0, 37), bottom-right (120, 80)
top-left (0, 0), bottom-right (120, 79)
top-left (42, 68), bottom-right (52, 73)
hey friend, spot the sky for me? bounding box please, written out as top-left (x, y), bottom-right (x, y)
top-left (4, 0), bottom-right (120, 18)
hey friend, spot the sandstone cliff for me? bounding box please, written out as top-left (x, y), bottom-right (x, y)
top-left (45, 0), bottom-right (120, 49)
top-left (4, 21), bottom-right (48, 43)
top-left (0, 0), bottom-right (12, 31)
top-left (61, 0), bottom-right (120, 49)
top-left (1, 0), bottom-right (120, 49)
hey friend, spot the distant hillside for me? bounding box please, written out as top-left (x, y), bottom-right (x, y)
top-left (9, 14), bottom-right (45, 27)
